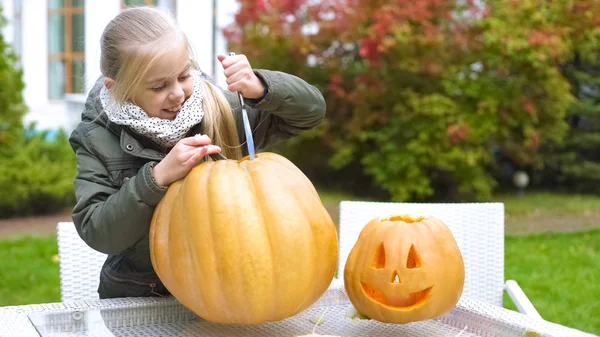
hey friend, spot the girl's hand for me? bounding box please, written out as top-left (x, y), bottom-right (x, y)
top-left (217, 54), bottom-right (265, 99)
top-left (152, 134), bottom-right (221, 186)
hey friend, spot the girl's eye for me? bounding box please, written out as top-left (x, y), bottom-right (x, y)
top-left (151, 85), bottom-right (165, 92)
top-left (179, 74), bottom-right (191, 81)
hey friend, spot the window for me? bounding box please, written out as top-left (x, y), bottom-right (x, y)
top-left (123, 0), bottom-right (157, 6)
top-left (12, 0), bottom-right (23, 64)
top-left (48, 0), bottom-right (85, 100)
top-left (122, 0), bottom-right (175, 12)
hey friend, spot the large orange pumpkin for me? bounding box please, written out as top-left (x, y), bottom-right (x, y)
top-left (344, 215), bottom-right (464, 324)
top-left (149, 152), bottom-right (338, 325)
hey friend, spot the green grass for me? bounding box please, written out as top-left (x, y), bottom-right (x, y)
top-left (0, 235), bottom-right (61, 306)
top-left (494, 192), bottom-right (600, 218)
top-left (503, 229), bottom-right (600, 335)
top-left (318, 188), bottom-right (600, 219)
top-left (318, 188), bottom-right (362, 204)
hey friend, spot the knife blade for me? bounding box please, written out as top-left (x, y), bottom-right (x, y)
top-left (228, 52), bottom-right (256, 160)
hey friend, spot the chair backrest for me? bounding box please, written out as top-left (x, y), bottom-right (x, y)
top-left (336, 201), bottom-right (505, 307)
top-left (57, 222), bottom-right (107, 302)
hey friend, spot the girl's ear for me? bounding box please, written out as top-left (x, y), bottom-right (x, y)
top-left (104, 78), bottom-right (116, 90)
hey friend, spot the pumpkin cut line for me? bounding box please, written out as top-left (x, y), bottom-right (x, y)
top-left (360, 282), bottom-right (433, 309)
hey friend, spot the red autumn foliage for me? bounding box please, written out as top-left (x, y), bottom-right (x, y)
top-left (225, 0), bottom-right (600, 201)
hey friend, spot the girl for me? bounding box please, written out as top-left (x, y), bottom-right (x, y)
top-left (69, 6), bottom-right (326, 299)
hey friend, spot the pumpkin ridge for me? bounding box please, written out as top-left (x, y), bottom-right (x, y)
top-left (207, 160), bottom-right (243, 321)
top-left (259, 154), bottom-right (333, 318)
top-left (257, 155), bottom-right (313, 318)
top-left (199, 161), bottom-right (221, 316)
top-left (149, 190), bottom-right (162, 278)
top-left (295, 184), bottom-right (319, 314)
top-left (249, 161), bottom-right (279, 319)
top-left (166, 178), bottom-right (185, 304)
top-left (164, 181), bottom-right (182, 294)
top-left (357, 221), bottom-right (381, 279)
top-left (149, 180), bottom-right (181, 290)
top-left (176, 173), bottom-right (203, 313)
top-left (228, 159), bottom-right (275, 322)
top-left (243, 159), bottom-right (276, 322)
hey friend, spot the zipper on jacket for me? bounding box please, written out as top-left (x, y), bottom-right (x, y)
top-left (102, 269), bottom-right (164, 296)
top-left (149, 283), bottom-right (165, 297)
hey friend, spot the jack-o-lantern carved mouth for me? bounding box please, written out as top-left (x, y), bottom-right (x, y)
top-left (360, 282), bottom-right (433, 309)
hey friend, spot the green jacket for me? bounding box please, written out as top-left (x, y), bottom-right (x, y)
top-left (69, 69), bottom-right (326, 299)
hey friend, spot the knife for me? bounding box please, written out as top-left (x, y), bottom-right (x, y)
top-left (229, 52), bottom-right (256, 160)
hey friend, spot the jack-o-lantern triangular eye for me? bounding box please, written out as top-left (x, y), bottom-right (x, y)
top-left (406, 245), bottom-right (422, 269)
top-left (371, 243), bottom-right (386, 269)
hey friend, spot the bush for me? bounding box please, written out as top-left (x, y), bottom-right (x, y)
top-left (0, 4), bottom-right (26, 154)
top-left (227, 0), bottom-right (600, 201)
top-left (0, 6), bottom-right (76, 217)
top-left (0, 126), bottom-right (77, 217)
top-left (539, 50), bottom-right (600, 193)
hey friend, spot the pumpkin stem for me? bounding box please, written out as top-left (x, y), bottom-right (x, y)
top-left (239, 153), bottom-right (260, 163)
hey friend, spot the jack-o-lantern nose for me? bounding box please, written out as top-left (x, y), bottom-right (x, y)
top-left (391, 270), bottom-right (401, 283)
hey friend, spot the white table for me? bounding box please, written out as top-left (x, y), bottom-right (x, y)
top-left (0, 283), bottom-right (595, 337)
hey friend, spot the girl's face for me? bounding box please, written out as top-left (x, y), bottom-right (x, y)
top-left (131, 48), bottom-right (194, 120)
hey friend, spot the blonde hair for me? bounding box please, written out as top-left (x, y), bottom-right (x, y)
top-left (100, 6), bottom-right (241, 159)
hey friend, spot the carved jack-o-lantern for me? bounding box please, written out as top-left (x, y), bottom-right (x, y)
top-left (344, 215), bottom-right (464, 324)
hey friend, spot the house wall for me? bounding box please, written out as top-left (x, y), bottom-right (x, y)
top-left (1, 0), bottom-right (14, 45)
top-left (21, 0), bottom-right (51, 126)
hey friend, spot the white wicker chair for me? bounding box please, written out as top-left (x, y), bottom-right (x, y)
top-left (57, 222), bottom-right (107, 302)
top-left (336, 201), bottom-right (541, 318)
